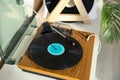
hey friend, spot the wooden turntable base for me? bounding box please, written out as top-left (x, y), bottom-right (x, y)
top-left (18, 26), bottom-right (95, 80)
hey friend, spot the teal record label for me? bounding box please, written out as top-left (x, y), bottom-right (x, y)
top-left (47, 43), bottom-right (65, 56)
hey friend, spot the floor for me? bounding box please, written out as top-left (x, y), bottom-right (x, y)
top-left (96, 39), bottom-right (120, 80)
top-left (95, 1), bottom-right (120, 80)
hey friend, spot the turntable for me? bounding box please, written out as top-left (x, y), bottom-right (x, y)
top-left (18, 22), bottom-right (95, 80)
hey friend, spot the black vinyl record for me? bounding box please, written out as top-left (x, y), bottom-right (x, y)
top-left (45, 0), bottom-right (94, 14)
top-left (29, 32), bottom-right (83, 70)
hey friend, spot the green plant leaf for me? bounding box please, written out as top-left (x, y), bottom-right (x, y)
top-left (100, 1), bottom-right (120, 44)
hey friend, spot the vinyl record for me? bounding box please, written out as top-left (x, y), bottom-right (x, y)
top-left (45, 0), bottom-right (94, 14)
top-left (29, 32), bottom-right (83, 70)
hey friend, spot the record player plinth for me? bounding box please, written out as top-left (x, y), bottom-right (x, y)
top-left (18, 26), bottom-right (95, 80)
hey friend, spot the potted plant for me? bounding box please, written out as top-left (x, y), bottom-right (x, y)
top-left (100, 0), bottom-right (120, 44)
